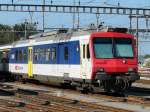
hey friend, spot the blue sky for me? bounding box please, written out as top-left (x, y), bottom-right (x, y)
top-left (0, 0), bottom-right (150, 55)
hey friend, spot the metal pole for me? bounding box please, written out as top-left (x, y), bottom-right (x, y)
top-left (129, 15), bottom-right (132, 33)
top-left (146, 16), bottom-right (149, 35)
top-left (25, 19), bottom-right (28, 39)
top-left (77, 0), bottom-right (80, 29)
top-left (73, 0), bottom-right (75, 29)
top-left (136, 16), bottom-right (139, 63)
top-left (96, 13), bottom-right (100, 31)
top-left (42, 0), bottom-right (45, 32)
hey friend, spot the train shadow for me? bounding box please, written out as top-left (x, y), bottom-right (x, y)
top-left (0, 83), bottom-right (15, 96)
top-left (95, 86), bottom-right (150, 97)
top-left (96, 91), bottom-right (126, 97)
top-left (126, 87), bottom-right (150, 97)
top-left (0, 89), bottom-right (15, 96)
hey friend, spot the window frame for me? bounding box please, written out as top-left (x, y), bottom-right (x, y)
top-left (64, 46), bottom-right (69, 61)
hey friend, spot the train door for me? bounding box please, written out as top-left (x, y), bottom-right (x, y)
top-left (28, 47), bottom-right (33, 77)
top-left (58, 44), bottom-right (69, 77)
top-left (2, 51), bottom-right (9, 72)
top-left (80, 44), bottom-right (91, 80)
top-left (59, 44), bottom-right (69, 64)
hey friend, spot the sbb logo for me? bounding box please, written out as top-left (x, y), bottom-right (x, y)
top-left (15, 66), bottom-right (23, 70)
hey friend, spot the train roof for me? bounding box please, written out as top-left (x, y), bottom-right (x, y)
top-left (11, 29), bottom-right (92, 47)
top-left (1, 27), bottom-right (131, 48)
top-left (0, 44), bottom-right (12, 51)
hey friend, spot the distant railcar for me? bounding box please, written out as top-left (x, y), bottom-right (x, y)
top-left (0, 45), bottom-right (11, 80)
top-left (1, 28), bottom-right (140, 92)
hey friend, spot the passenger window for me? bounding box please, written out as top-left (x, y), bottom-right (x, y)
top-left (19, 50), bottom-right (22, 61)
top-left (33, 48), bottom-right (38, 61)
top-left (52, 47), bottom-right (56, 62)
top-left (28, 49), bottom-right (32, 61)
top-left (15, 50), bottom-right (18, 61)
top-left (11, 53), bottom-right (15, 60)
top-left (23, 50), bottom-right (27, 61)
top-left (83, 45), bottom-right (85, 59)
top-left (87, 44), bottom-right (90, 59)
top-left (40, 48), bottom-right (46, 61)
top-left (64, 47), bottom-right (68, 60)
top-left (37, 48), bottom-right (41, 61)
top-left (46, 48), bottom-right (51, 61)
top-left (30, 50), bottom-right (33, 61)
top-left (28, 50), bottom-right (30, 61)
top-left (40, 48), bottom-right (44, 61)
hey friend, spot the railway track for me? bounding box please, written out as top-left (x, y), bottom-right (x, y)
top-left (0, 83), bottom-right (132, 112)
top-left (0, 82), bottom-right (149, 112)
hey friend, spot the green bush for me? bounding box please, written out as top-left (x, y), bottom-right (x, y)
top-left (145, 62), bottom-right (150, 68)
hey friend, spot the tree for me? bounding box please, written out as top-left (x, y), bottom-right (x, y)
top-left (13, 22), bottom-right (38, 40)
top-left (0, 24), bottom-right (12, 44)
top-left (0, 22), bottom-right (38, 45)
top-left (144, 54), bottom-right (150, 59)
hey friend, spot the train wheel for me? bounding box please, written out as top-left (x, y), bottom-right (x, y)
top-left (113, 78), bottom-right (130, 93)
top-left (80, 86), bottom-right (89, 94)
top-left (77, 83), bottom-right (90, 94)
top-left (22, 78), bottom-right (27, 84)
top-left (102, 80), bottom-right (113, 93)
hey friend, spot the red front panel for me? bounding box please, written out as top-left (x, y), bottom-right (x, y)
top-left (93, 58), bottom-right (137, 73)
top-left (89, 32), bottom-right (138, 79)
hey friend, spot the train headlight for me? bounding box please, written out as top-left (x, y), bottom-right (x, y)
top-left (128, 68), bottom-right (134, 72)
top-left (97, 68), bottom-right (104, 72)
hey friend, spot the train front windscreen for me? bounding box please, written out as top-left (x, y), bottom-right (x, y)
top-left (93, 38), bottom-right (134, 59)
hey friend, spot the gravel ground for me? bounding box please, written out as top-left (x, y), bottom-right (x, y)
top-left (2, 82), bottom-right (150, 112)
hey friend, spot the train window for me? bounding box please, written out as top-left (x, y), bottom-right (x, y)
top-left (40, 48), bottom-right (43, 60)
top-left (52, 47), bottom-right (56, 62)
top-left (37, 48), bottom-right (40, 61)
top-left (48, 49), bottom-right (51, 60)
top-left (30, 50), bottom-right (33, 61)
top-left (19, 50), bottom-right (22, 61)
top-left (93, 38), bottom-right (113, 59)
top-left (46, 48), bottom-right (51, 61)
top-left (28, 49), bottom-right (32, 61)
top-left (34, 48), bottom-right (38, 61)
top-left (44, 48), bottom-right (46, 61)
top-left (83, 45), bottom-right (85, 59)
top-left (64, 47), bottom-right (68, 60)
top-left (11, 53), bottom-right (15, 60)
top-left (39, 48), bottom-right (42, 61)
top-left (87, 44), bottom-right (90, 59)
top-left (15, 50), bottom-right (18, 61)
top-left (23, 50), bottom-right (27, 61)
top-left (115, 38), bottom-right (133, 58)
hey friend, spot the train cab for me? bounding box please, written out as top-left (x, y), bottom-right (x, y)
top-left (89, 32), bottom-right (140, 92)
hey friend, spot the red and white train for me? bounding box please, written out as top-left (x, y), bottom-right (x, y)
top-left (0, 28), bottom-right (140, 93)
